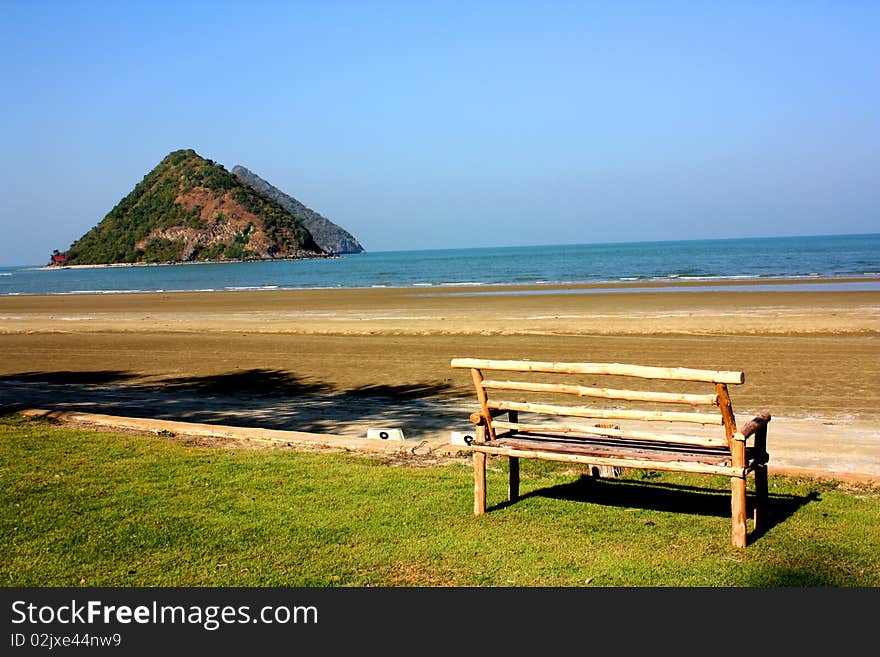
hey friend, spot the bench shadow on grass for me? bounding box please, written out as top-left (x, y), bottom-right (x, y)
top-left (0, 368), bottom-right (460, 438)
top-left (491, 474), bottom-right (819, 545)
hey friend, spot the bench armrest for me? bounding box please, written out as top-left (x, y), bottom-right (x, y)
top-left (469, 408), bottom-right (510, 425)
top-left (732, 411), bottom-right (771, 442)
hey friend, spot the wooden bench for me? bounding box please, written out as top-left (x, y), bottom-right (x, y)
top-left (451, 358), bottom-right (771, 547)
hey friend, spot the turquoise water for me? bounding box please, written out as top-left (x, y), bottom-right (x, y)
top-left (1, 234), bottom-right (879, 296)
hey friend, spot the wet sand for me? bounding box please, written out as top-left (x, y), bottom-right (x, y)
top-left (1, 280), bottom-right (879, 477)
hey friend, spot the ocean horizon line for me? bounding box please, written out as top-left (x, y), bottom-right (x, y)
top-left (359, 231), bottom-right (880, 257)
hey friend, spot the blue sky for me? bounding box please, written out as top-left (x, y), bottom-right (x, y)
top-left (1, 0), bottom-right (878, 265)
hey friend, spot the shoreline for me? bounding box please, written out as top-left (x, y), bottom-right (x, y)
top-left (5, 273), bottom-right (880, 298)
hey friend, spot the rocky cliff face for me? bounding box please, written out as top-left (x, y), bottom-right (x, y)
top-left (62, 149), bottom-right (326, 265)
top-left (232, 165), bottom-right (365, 255)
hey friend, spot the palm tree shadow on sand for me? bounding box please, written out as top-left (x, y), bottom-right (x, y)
top-left (0, 368), bottom-right (464, 438)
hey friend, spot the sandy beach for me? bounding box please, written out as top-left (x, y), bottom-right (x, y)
top-left (1, 279), bottom-right (879, 478)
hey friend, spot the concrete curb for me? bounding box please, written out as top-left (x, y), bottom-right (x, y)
top-left (17, 409), bottom-right (466, 459)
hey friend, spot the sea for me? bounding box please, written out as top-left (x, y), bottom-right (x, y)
top-left (1, 233), bottom-right (879, 297)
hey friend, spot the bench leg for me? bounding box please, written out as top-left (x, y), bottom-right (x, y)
top-left (754, 464), bottom-right (768, 531)
top-left (508, 456), bottom-right (519, 503)
top-left (474, 452), bottom-right (487, 515)
top-left (731, 475), bottom-right (747, 548)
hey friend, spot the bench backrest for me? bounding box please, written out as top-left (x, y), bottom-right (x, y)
top-left (450, 358), bottom-right (746, 450)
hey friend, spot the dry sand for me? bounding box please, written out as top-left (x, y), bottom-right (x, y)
top-left (1, 280), bottom-right (878, 479)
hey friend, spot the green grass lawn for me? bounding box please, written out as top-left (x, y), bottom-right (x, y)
top-left (2, 413), bottom-right (878, 587)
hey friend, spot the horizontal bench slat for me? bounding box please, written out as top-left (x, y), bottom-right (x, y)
top-left (466, 443), bottom-right (746, 477)
top-left (451, 358), bottom-right (744, 384)
top-left (489, 399), bottom-right (722, 427)
top-left (496, 435), bottom-right (732, 464)
top-left (481, 379), bottom-right (719, 406)
top-left (491, 419), bottom-right (729, 447)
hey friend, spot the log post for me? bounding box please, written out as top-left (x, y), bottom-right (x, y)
top-left (716, 383), bottom-right (737, 446)
top-left (473, 423), bottom-right (487, 515)
top-left (474, 422), bottom-right (487, 444)
top-left (474, 452), bottom-right (486, 516)
top-left (470, 368), bottom-right (496, 441)
top-left (731, 476), bottom-right (747, 547)
top-left (753, 424), bottom-right (769, 529)
top-left (754, 464), bottom-right (768, 530)
top-left (507, 410), bottom-right (519, 502)
top-left (718, 383), bottom-right (746, 546)
top-left (508, 457), bottom-right (520, 503)
top-left (731, 438), bottom-right (747, 548)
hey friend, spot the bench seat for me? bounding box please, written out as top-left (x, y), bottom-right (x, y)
top-left (475, 433), bottom-right (764, 473)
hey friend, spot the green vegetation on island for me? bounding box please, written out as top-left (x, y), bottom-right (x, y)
top-left (59, 149), bottom-right (327, 265)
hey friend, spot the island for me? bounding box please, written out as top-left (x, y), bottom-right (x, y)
top-left (52, 149), bottom-right (362, 266)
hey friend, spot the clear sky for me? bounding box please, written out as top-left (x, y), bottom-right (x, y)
top-left (1, 0), bottom-right (878, 265)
